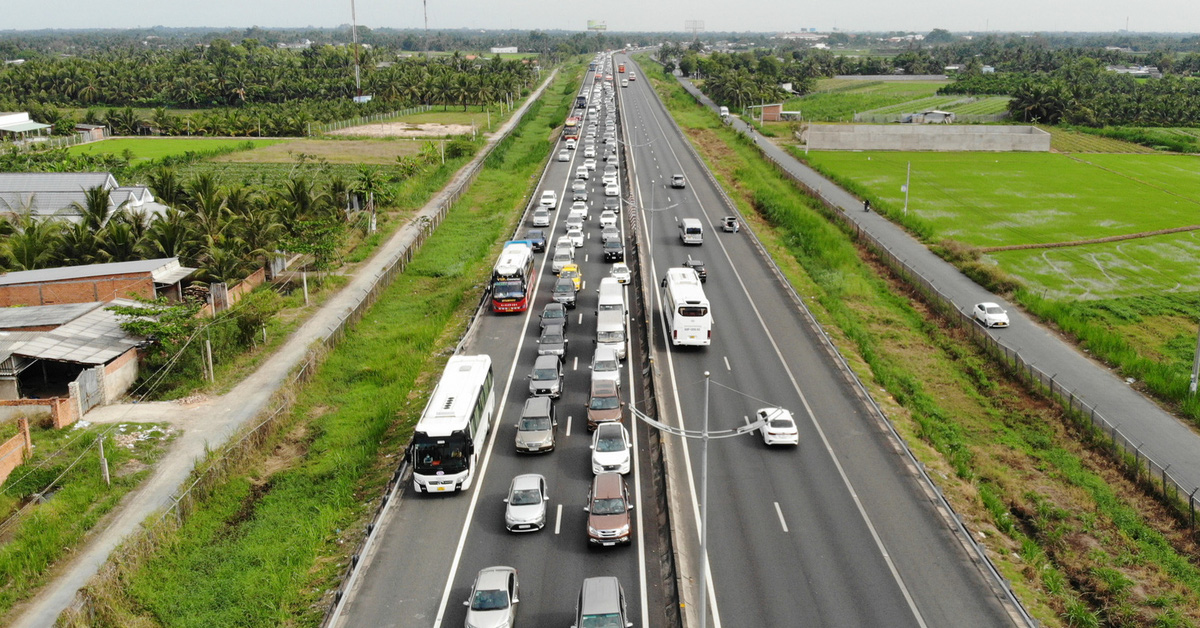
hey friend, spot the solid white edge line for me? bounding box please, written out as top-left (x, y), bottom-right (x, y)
top-left (431, 72), bottom-right (589, 626)
top-left (640, 80), bottom-right (929, 628)
top-left (774, 502), bottom-right (789, 533)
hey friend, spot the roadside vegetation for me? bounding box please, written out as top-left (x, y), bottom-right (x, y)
top-left (0, 421), bottom-right (174, 620)
top-left (69, 63), bottom-right (583, 628)
top-left (642, 56), bottom-right (1200, 626)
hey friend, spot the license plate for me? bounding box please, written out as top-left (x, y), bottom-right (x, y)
top-left (602, 541), bottom-right (615, 546)
top-left (436, 486), bottom-right (448, 492)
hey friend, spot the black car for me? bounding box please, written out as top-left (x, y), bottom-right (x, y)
top-left (603, 239), bottom-right (625, 262)
top-left (683, 256), bottom-right (707, 282)
top-left (603, 196), bottom-right (620, 213)
top-left (524, 229), bottom-right (547, 253)
top-left (552, 277), bottom-right (578, 308)
top-left (537, 323), bottom-right (569, 358)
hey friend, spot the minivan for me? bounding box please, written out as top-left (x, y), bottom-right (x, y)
top-left (595, 309), bottom-right (627, 360)
top-left (586, 378), bottom-right (623, 429)
top-left (515, 396), bottom-right (557, 453)
top-left (529, 355), bottom-right (563, 398)
top-left (679, 218), bottom-right (703, 245)
top-left (583, 475), bottom-right (633, 547)
top-left (596, 278), bottom-right (625, 315)
top-left (590, 345), bottom-right (621, 387)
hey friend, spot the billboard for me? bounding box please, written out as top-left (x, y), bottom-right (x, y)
top-left (587, 20), bottom-right (607, 31)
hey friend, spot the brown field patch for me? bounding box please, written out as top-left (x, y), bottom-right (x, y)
top-left (327, 122), bottom-right (476, 139)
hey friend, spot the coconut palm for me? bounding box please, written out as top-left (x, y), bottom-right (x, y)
top-left (4, 216), bottom-right (62, 271)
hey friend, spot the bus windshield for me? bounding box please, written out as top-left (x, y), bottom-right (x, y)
top-left (411, 433), bottom-right (469, 474)
top-left (678, 306), bottom-right (708, 317)
top-left (493, 279), bottom-right (525, 299)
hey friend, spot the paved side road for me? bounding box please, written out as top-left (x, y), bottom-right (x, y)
top-left (9, 70), bottom-right (558, 628)
top-left (676, 76), bottom-right (1200, 497)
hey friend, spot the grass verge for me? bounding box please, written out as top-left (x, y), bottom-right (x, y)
top-left (0, 422), bottom-right (175, 620)
top-left (69, 62), bottom-right (584, 627)
top-left (642, 56), bottom-right (1200, 626)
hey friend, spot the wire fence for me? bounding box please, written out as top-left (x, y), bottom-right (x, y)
top-left (3, 128), bottom-right (110, 153)
top-left (65, 74), bottom-right (552, 626)
top-left (307, 105), bottom-right (432, 135)
top-left (853, 112), bottom-right (1010, 124)
top-left (753, 139), bottom-right (1200, 534)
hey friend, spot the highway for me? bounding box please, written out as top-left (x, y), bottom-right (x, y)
top-left (335, 59), bottom-right (669, 627)
top-left (614, 52), bottom-right (1019, 627)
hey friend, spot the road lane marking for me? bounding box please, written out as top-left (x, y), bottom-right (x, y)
top-left (774, 502), bottom-right (789, 532)
top-left (555, 504), bottom-right (563, 535)
top-left (573, 356), bottom-right (578, 371)
top-left (723, 356), bottom-right (731, 371)
top-left (566, 415), bottom-right (572, 437)
top-left (578, 313), bottom-right (583, 324)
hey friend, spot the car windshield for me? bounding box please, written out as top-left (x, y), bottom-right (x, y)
top-left (519, 417), bottom-right (551, 431)
top-left (510, 487), bottom-right (542, 506)
top-left (533, 368), bottom-right (557, 380)
top-left (986, 306), bottom-right (1005, 314)
top-left (470, 589), bottom-right (510, 611)
top-left (554, 283), bottom-right (573, 294)
top-left (598, 331), bottom-right (624, 342)
top-left (590, 395), bottom-right (620, 410)
top-left (562, 269), bottom-right (579, 278)
top-left (543, 308), bottom-right (564, 320)
top-left (596, 435), bottom-right (625, 452)
top-left (769, 419), bottom-right (795, 430)
top-left (581, 613), bottom-right (625, 628)
top-left (590, 497), bottom-right (627, 516)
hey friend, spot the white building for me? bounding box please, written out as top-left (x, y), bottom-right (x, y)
top-left (489, 46), bottom-right (519, 54)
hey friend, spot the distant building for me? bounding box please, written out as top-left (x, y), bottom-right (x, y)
top-left (981, 65), bottom-right (995, 74)
top-left (490, 46), bottom-right (519, 54)
top-left (276, 39), bottom-right (313, 50)
top-left (0, 172), bottom-right (170, 225)
top-left (1106, 65), bottom-right (1162, 78)
top-left (901, 110), bottom-right (956, 124)
top-left (0, 112), bottom-right (52, 143)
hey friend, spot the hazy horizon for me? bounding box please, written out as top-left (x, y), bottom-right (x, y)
top-left (6, 0), bottom-right (1199, 36)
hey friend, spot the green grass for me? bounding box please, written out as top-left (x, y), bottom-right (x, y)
top-left (0, 422), bottom-right (174, 617)
top-left (1046, 128), bottom-right (1156, 153)
top-left (67, 138), bottom-right (283, 162)
top-left (83, 64), bottom-right (585, 627)
top-left (645, 57), bottom-right (1200, 627)
top-left (784, 80), bottom-right (948, 121)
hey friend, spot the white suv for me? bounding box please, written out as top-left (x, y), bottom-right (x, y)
top-left (539, 190), bottom-right (558, 210)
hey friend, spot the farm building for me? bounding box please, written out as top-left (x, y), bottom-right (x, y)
top-left (0, 112), bottom-right (52, 143)
top-left (0, 257), bottom-right (196, 308)
top-left (0, 172), bottom-right (169, 224)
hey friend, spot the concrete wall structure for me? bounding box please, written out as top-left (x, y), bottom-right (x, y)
top-left (0, 397), bottom-right (76, 427)
top-left (804, 124), bottom-right (1051, 152)
top-left (102, 347), bottom-right (139, 403)
top-left (0, 274), bottom-right (154, 307)
top-left (0, 418), bottom-right (32, 486)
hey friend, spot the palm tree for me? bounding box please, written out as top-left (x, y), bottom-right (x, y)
top-left (3, 216), bottom-right (62, 271)
top-left (56, 221), bottom-right (107, 266)
top-left (142, 208), bottom-right (201, 261)
top-left (67, 185), bottom-right (125, 233)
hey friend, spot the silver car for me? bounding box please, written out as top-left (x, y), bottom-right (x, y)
top-left (515, 397), bottom-right (556, 453)
top-left (504, 474), bottom-right (549, 532)
top-left (529, 355), bottom-right (563, 397)
top-left (464, 566), bottom-right (520, 627)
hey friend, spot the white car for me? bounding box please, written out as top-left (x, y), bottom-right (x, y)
top-left (555, 235), bottom-right (572, 251)
top-left (973, 302), bottom-right (1010, 328)
top-left (584, 146), bottom-right (596, 158)
top-left (557, 149), bottom-right (570, 162)
top-left (567, 227), bottom-right (585, 248)
top-left (531, 208), bottom-right (551, 228)
top-left (591, 422), bottom-right (632, 475)
top-left (602, 173), bottom-right (618, 186)
top-left (570, 200), bottom-right (589, 215)
top-left (576, 166), bottom-right (589, 180)
top-left (609, 262), bottom-right (631, 285)
top-left (599, 210), bottom-right (617, 229)
top-left (757, 407), bottom-right (799, 446)
top-left (565, 138), bottom-right (577, 150)
top-left (565, 216), bottom-right (584, 232)
top-left (605, 183), bottom-right (619, 197)
top-left (539, 190), bottom-right (557, 210)
top-left (569, 206), bottom-right (589, 223)
top-left (584, 158), bottom-right (597, 171)
top-left (503, 474), bottom-right (549, 532)
top-left (571, 180), bottom-right (587, 194)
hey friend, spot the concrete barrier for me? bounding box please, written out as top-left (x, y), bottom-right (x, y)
top-left (805, 124), bottom-right (1050, 152)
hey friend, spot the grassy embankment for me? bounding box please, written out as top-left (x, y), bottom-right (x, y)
top-left (70, 63), bottom-right (582, 627)
top-left (0, 422), bottom-right (174, 620)
top-left (641, 55), bottom-right (1200, 627)
top-left (795, 149), bottom-right (1200, 424)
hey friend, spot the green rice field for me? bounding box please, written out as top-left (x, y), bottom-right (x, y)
top-left (785, 80), bottom-right (948, 121)
top-left (68, 137), bottom-right (284, 162)
top-left (800, 150), bottom-right (1200, 298)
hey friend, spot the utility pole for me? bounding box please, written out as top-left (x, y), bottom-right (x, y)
top-left (902, 161), bottom-right (912, 216)
top-left (1190, 321), bottom-right (1200, 394)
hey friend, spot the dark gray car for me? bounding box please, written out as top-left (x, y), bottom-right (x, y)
top-left (552, 277), bottom-right (577, 308)
top-left (538, 323), bottom-right (569, 358)
top-left (540, 302), bottom-right (569, 331)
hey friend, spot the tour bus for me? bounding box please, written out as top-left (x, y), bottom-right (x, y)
top-left (661, 267), bottom-right (712, 346)
top-left (409, 355), bottom-right (496, 493)
top-left (564, 115), bottom-right (581, 141)
top-left (492, 241), bottom-right (536, 313)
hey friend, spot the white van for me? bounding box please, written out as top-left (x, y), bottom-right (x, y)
top-left (679, 218), bottom-right (704, 245)
top-left (719, 106), bottom-right (729, 118)
top-left (596, 309), bottom-right (627, 360)
top-left (596, 277), bottom-right (625, 315)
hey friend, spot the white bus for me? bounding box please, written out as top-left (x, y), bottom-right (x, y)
top-left (661, 267), bottom-right (712, 346)
top-left (408, 355), bottom-right (496, 493)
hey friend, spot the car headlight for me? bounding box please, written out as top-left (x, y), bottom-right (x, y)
top-left (588, 525), bottom-right (601, 536)
top-left (616, 524), bottom-right (630, 535)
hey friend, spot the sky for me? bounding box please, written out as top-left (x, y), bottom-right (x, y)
top-left (6, 0), bottom-right (1200, 34)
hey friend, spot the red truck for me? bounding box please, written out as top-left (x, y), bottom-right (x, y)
top-left (618, 63), bottom-right (626, 73)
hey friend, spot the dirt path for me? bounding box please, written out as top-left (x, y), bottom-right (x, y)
top-left (8, 69), bottom-right (558, 628)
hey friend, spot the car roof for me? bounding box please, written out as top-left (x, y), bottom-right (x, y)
top-left (511, 473), bottom-right (544, 492)
top-left (543, 302), bottom-right (564, 312)
top-left (555, 277), bottom-right (574, 286)
top-left (475, 566), bottom-right (516, 590)
top-left (593, 345), bottom-right (617, 360)
top-left (534, 354), bottom-right (559, 368)
top-left (523, 396), bottom-right (552, 413)
top-left (591, 378), bottom-right (619, 395)
top-left (595, 422), bottom-right (624, 437)
top-left (590, 473), bottom-right (625, 498)
top-left (542, 322), bottom-right (565, 334)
